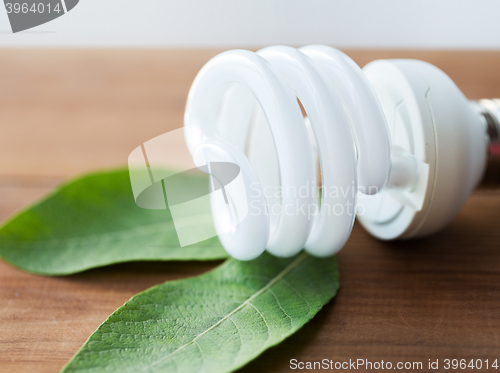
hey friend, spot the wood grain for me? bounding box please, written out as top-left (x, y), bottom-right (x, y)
top-left (0, 50), bottom-right (499, 372)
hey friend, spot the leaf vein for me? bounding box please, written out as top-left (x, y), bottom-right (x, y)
top-left (248, 302), bottom-right (270, 342)
top-left (268, 289), bottom-right (293, 327)
top-left (147, 252), bottom-right (309, 368)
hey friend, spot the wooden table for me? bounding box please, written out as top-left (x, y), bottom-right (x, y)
top-left (0, 50), bottom-right (499, 372)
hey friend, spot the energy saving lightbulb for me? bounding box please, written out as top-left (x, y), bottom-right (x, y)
top-left (131, 45), bottom-right (499, 261)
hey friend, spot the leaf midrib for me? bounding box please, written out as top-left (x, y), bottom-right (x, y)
top-left (146, 252), bottom-right (309, 370)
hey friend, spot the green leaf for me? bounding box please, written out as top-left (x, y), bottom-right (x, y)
top-left (0, 169), bottom-right (227, 275)
top-left (62, 252), bottom-right (339, 373)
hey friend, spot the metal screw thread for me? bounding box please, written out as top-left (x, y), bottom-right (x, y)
top-left (474, 99), bottom-right (500, 187)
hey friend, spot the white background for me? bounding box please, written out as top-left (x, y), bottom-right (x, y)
top-left (0, 0), bottom-right (500, 49)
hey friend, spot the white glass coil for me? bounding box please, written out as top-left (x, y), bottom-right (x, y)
top-left (184, 45), bottom-right (392, 260)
